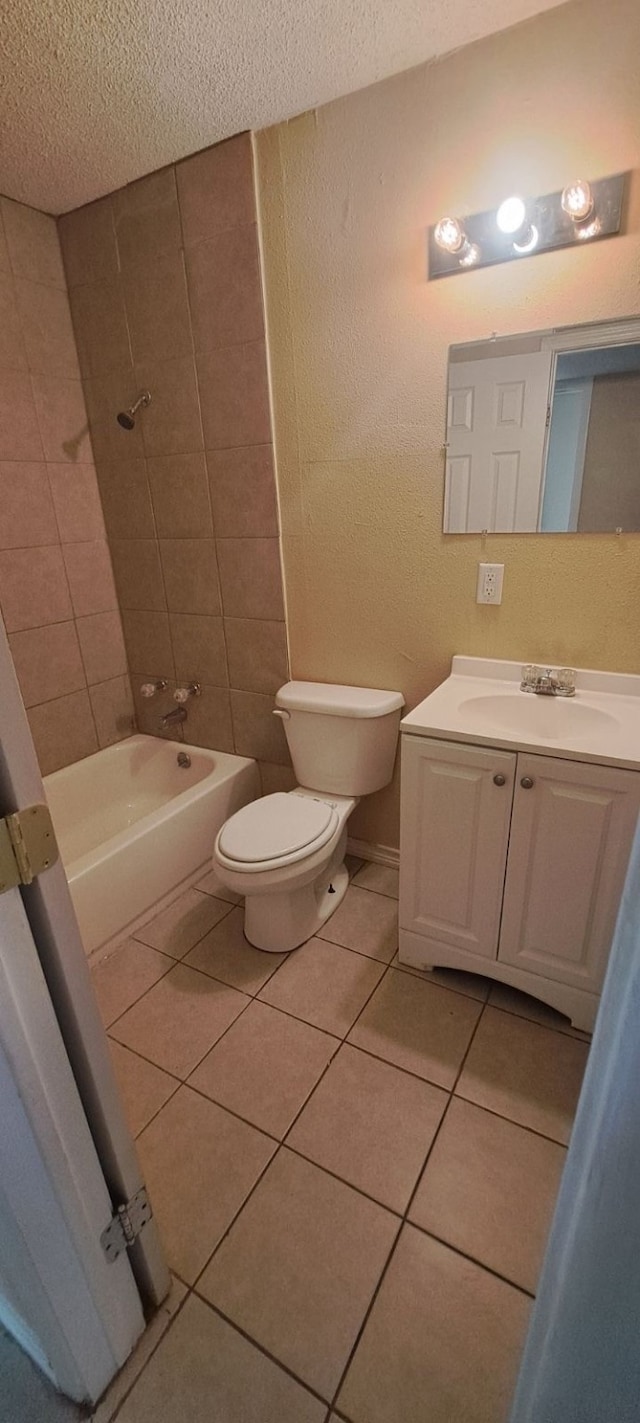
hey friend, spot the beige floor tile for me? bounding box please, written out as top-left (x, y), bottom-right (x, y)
top-left (91, 939), bottom-right (173, 1027)
top-left (317, 884), bottom-right (398, 962)
top-left (348, 968), bottom-right (482, 1089)
top-left (134, 887), bottom-right (233, 958)
top-left (117, 1294), bottom-right (326, 1423)
top-left (345, 853), bottom-right (364, 878)
top-left (393, 954), bottom-right (490, 1003)
top-left (185, 906), bottom-right (286, 993)
top-left (338, 1224), bottom-right (530, 1423)
top-left (353, 861), bottom-right (399, 898)
top-left (258, 938), bottom-right (385, 1037)
top-left (288, 1044), bottom-right (447, 1212)
top-left (456, 1006), bottom-right (589, 1144)
top-left (138, 1086), bottom-right (275, 1283)
top-left (108, 1040), bottom-right (177, 1138)
top-left (488, 981), bottom-right (592, 1041)
top-left (91, 1276), bottom-right (188, 1423)
top-left (409, 1097), bottom-right (566, 1292)
top-left (110, 963), bottom-right (249, 1078)
top-left (199, 1147), bottom-right (399, 1399)
top-left (189, 1000), bottom-right (337, 1138)
top-left (196, 866), bottom-right (242, 904)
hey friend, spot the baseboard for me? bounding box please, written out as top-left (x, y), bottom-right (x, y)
top-left (347, 837), bottom-right (400, 869)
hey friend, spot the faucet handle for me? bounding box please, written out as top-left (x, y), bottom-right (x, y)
top-left (174, 683), bottom-right (201, 703)
top-left (556, 667), bottom-right (576, 694)
top-left (140, 679), bottom-right (168, 698)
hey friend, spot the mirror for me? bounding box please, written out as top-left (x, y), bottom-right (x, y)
top-left (443, 318), bottom-right (640, 533)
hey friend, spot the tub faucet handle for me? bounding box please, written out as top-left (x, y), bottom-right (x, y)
top-left (174, 683), bottom-right (201, 703)
top-left (140, 679), bottom-right (168, 698)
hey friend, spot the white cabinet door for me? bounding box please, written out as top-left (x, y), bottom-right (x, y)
top-left (400, 736), bottom-right (516, 960)
top-left (499, 754), bottom-right (640, 992)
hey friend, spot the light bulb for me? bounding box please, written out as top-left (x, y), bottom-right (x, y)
top-left (561, 179), bottom-right (594, 222)
top-left (496, 196), bottom-right (527, 234)
top-left (513, 223), bottom-right (539, 255)
top-left (434, 216), bottom-right (465, 254)
top-left (576, 216), bottom-right (601, 241)
top-left (459, 241), bottom-right (481, 267)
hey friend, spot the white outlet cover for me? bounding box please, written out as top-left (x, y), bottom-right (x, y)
top-left (477, 562), bottom-right (504, 604)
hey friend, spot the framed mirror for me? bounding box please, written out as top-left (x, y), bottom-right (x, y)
top-left (443, 317), bottom-right (640, 533)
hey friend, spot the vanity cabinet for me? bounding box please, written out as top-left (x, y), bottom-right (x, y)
top-left (399, 734), bottom-right (640, 1029)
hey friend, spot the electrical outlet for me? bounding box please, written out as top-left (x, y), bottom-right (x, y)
top-left (476, 562), bottom-right (504, 605)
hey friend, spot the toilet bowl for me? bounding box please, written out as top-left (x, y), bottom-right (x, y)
top-left (213, 681), bottom-right (404, 953)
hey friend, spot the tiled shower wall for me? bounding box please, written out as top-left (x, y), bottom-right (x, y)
top-left (59, 133), bottom-right (292, 790)
top-left (0, 196), bottom-right (133, 775)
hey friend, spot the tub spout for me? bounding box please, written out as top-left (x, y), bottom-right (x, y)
top-left (160, 705), bottom-right (187, 730)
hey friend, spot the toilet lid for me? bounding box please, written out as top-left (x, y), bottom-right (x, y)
top-left (218, 793), bottom-right (337, 865)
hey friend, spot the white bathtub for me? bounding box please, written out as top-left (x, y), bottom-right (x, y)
top-left (44, 734), bottom-right (259, 960)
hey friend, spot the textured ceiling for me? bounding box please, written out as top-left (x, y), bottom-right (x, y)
top-left (0, 0), bottom-right (568, 214)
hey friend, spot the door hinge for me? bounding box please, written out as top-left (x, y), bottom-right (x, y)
top-left (0, 804), bottom-right (59, 895)
top-left (101, 1187), bottom-right (153, 1263)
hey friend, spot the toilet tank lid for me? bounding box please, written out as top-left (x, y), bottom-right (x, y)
top-left (276, 681), bottom-right (405, 718)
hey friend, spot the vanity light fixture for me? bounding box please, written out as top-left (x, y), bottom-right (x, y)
top-left (427, 171), bottom-right (626, 278)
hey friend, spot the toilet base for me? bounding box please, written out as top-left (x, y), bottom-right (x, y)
top-left (244, 862), bottom-right (350, 954)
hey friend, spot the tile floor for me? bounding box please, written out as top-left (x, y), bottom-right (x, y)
top-left (26, 858), bottom-right (592, 1422)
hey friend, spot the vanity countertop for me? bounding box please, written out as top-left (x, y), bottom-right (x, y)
top-left (402, 656), bottom-right (640, 771)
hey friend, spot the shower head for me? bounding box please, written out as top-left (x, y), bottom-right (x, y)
top-left (116, 390), bottom-right (151, 430)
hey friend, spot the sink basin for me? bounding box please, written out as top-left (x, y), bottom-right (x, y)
top-left (457, 693), bottom-right (619, 742)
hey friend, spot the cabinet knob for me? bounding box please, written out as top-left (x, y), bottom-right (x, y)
top-left (520, 776), bottom-right (535, 790)
top-left (493, 773), bottom-right (506, 786)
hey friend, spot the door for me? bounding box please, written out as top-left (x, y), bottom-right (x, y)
top-left (499, 753), bottom-right (640, 993)
top-left (399, 736), bottom-right (515, 960)
top-left (0, 615), bottom-right (169, 1400)
top-left (445, 351), bottom-right (553, 531)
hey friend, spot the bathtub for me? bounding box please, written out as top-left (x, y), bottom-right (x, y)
top-left (44, 734), bottom-right (259, 960)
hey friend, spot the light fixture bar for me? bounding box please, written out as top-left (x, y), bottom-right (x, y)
top-left (427, 172), bottom-right (626, 279)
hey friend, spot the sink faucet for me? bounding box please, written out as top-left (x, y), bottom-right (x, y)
top-left (520, 665), bottom-right (576, 697)
top-left (159, 705), bottom-right (187, 730)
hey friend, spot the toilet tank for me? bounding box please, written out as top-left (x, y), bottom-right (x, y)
top-left (275, 682), bottom-right (405, 796)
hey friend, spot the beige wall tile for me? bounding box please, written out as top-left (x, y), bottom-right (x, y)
top-left (110, 538), bottom-right (166, 610)
top-left (259, 760), bottom-right (296, 794)
top-left (9, 621), bottom-right (85, 707)
top-left (69, 279), bottom-right (131, 377)
top-left (76, 609), bottom-right (128, 684)
top-left (207, 445), bottom-right (278, 538)
top-left (122, 609), bottom-right (174, 675)
top-left (0, 210), bottom-right (8, 271)
top-left (123, 250), bottom-right (192, 365)
top-left (177, 134), bottom-right (255, 246)
top-left (136, 353), bottom-right (203, 457)
top-left (161, 541), bottom-right (220, 615)
top-left (63, 539), bottom-right (117, 616)
top-left (224, 617), bottom-right (287, 693)
top-left (15, 279), bottom-right (80, 378)
top-left (58, 197), bottom-right (119, 288)
top-left (0, 462), bottom-right (58, 548)
top-left (31, 374), bottom-right (92, 462)
top-left (147, 452), bottom-right (212, 537)
top-left (89, 674), bottom-right (135, 747)
top-left (182, 683), bottom-right (234, 752)
top-left (113, 167), bottom-right (182, 268)
top-left (82, 368), bottom-right (145, 463)
top-left (95, 457), bottom-right (155, 538)
top-left (0, 370), bottom-right (43, 460)
top-left (217, 537), bottom-right (284, 620)
top-left (170, 612), bottom-right (226, 682)
top-left (186, 225), bottom-right (263, 353)
top-left (2, 198), bottom-right (65, 287)
top-left (0, 544), bottom-right (72, 631)
top-left (0, 269), bottom-right (28, 371)
top-left (47, 462), bottom-right (106, 542)
top-left (27, 688), bottom-right (98, 774)
top-left (197, 339), bottom-right (271, 450)
top-left (230, 688), bottom-right (289, 763)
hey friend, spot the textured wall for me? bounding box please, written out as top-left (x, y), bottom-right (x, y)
top-left (255, 0), bottom-right (640, 850)
top-left (0, 197), bottom-right (132, 775)
top-left (59, 135), bottom-right (291, 790)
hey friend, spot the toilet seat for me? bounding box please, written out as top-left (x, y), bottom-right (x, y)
top-left (216, 792), bottom-right (339, 873)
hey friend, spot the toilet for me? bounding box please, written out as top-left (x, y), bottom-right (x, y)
top-left (213, 681), bottom-right (404, 953)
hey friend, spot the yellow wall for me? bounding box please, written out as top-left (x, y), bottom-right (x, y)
top-left (255, 0), bottom-right (640, 848)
